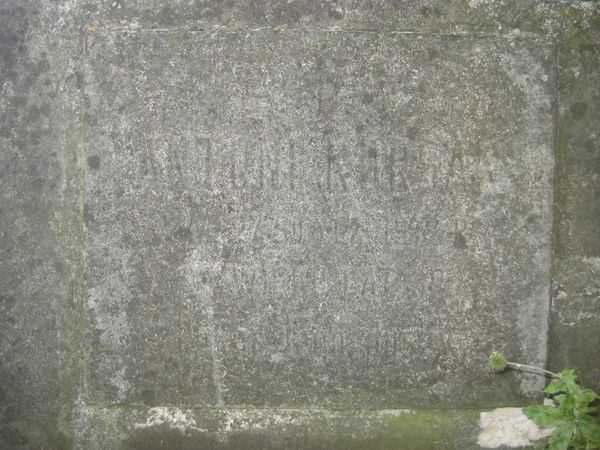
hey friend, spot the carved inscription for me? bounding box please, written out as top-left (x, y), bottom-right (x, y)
top-left (128, 133), bottom-right (415, 196)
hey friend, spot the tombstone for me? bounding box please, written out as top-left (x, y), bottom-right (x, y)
top-left (9, 1), bottom-right (600, 448)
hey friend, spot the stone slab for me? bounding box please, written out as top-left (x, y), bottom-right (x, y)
top-left (549, 7), bottom-right (600, 393)
top-left (0, 1), bottom-right (83, 448)
top-left (75, 405), bottom-right (481, 450)
top-left (83, 29), bottom-right (555, 408)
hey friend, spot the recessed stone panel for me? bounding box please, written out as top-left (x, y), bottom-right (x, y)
top-left (83, 30), bottom-right (554, 407)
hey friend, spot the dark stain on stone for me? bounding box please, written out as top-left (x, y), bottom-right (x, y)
top-left (368, 147), bottom-right (377, 159)
top-left (34, 54), bottom-right (50, 75)
top-left (327, 5), bottom-right (344, 20)
top-left (31, 177), bottom-right (43, 191)
top-left (174, 226), bottom-right (192, 241)
top-left (27, 163), bottom-right (38, 176)
top-left (149, 235), bottom-right (162, 246)
top-left (53, 260), bottom-right (67, 275)
top-left (87, 155), bottom-right (101, 170)
top-left (24, 105), bottom-right (41, 122)
top-left (570, 101), bottom-right (588, 120)
top-left (407, 127), bottom-right (418, 141)
top-left (10, 95), bottom-right (27, 108)
top-left (0, 295), bottom-right (16, 308)
top-left (143, 369), bottom-right (157, 379)
top-left (419, 6), bottom-right (432, 16)
top-left (84, 3), bottom-right (98, 14)
top-left (0, 6), bottom-right (28, 85)
top-left (361, 92), bottom-right (374, 105)
top-left (583, 139), bottom-right (597, 155)
top-left (159, 4), bottom-right (177, 27)
top-left (44, 430), bottom-right (72, 450)
top-left (441, 34), bottom-right (461, 44)
top-left (1, 422), bottom-right (28, 446)
top-left (250, 117), bottom-right (263, 128)
top-left (39, 102), bottom-right (51, 116)
top-left (453, 232), bottom-right (467, 250)
top-left (165, 357), bottom-right (178, 370)
top-left (318, 96), bottom-right (334, 117)
top-left (141, 388), bottom-right (156, 405)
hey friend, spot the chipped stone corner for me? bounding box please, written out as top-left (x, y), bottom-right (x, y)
top-left (478, 407), bottom-right (553, 448)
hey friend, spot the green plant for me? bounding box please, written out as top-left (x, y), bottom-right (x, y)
top-left (489, 352), bottom-right (600, 450)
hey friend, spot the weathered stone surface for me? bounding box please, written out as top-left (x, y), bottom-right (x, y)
top-left (0, 1), bottom-right (83, 449)
top-left (548, 5), bottom-right (600, 393)
top-left (83, 29), bottom-right (554, 408)
top-left (2, 1), bottom-right (599, 448)
top-left (76, 405), bottom-right (481, 450)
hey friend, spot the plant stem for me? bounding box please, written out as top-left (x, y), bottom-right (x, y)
top-left (505, 361), bottom-right (560, 378)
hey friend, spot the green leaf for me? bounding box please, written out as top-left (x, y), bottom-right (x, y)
top-left (546, 379), bottom-right (566, 395)
top-left (578, 416), bottom-right (600, 449)
top-left (548, 422), bottom-right (575, 450)
top-left (553, 393), bottom-right (567, 406)
top-left (559, 368), bottom-right (578, 382)
top-left (524, 405), bottom-right (563, 427)
top-left (553, 393), bottom-right (576, 419)
top-left (575, 388), bottom-right (599, 405)
top-left (561, 369), bottom-right (580, 397)
top-left (566, 383), bottom-right (582, 400)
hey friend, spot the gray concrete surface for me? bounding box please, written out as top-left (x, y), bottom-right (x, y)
top-left (0, 1), bottom-right (598, 449)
